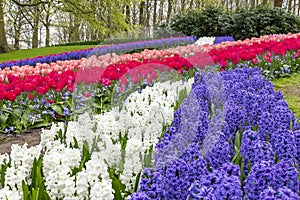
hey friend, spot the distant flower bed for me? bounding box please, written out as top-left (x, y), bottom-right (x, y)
top-left (0, 36), bottom-right (197, 69)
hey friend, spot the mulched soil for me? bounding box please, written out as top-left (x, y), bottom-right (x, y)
top-left (0, 128), bottom-right (42, 154)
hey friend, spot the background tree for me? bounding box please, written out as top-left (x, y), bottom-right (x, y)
top-left (0, 0), bottom-right (9, 53)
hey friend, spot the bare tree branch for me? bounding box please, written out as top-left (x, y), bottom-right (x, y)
top-left (11, 0), bottom-right (47, 7)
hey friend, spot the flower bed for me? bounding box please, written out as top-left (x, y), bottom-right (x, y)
top-left (131, 67), bottom-right (300, 199)
top-left (0, 73), bottom-right (194, 199)
top-left (0, 66), bottom-right (299, 199)
top-left (1, 33), bottom-right (300, 134)
top-left (0, 37), bottom-right (197, 69)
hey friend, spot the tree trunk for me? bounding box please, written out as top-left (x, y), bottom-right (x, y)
top-left (159, 0), bottom-right (164, 23)
top-left (298, 0), bottom-right (300, 15)
top-left (0, 0), bottom-right (9, 53)
top-left (145, 0), bottom-right (150, 26)
top-left (274, 0), bottom-right (283, 7)
top-left (45, 12), bottom-right (50, 46)
top-left (235, 0), bottom-right (240, 8)
top-left (262, 0), bottom-right (268, 5)
top-left (32, 4), bottom-right (39, 48)
top-left (293, 0), bottom-right (296, 13)
top-left (166, 0), bottom-right (173, 23)
top-left (125, 4), bottom-right (130, 24)
top-left (132, 2), bottom-right (137, 25)
top-left (181, 0), bottom-right (186, 11)
top-left (195, 0), bottom-right (201, 8)
top-left (189, 0), bottom-right (194, 8)
top-left (73, 17), bottom-right (80, 41)
top-left (250, 0), bottom-right (255, 8)
top-left (288, 0), bottom-right (292, 11)
top-left (139, 1), bottom-right (145, 25)
top-left (153, 0), bottom-right (157, 25)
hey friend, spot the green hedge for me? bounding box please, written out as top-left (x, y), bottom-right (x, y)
top-left (170, 6), bottom-right (300, 40)
top-left (51, 40), bottom-right (104, 47)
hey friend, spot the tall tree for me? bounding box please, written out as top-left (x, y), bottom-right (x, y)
top-left (0, 0), bottom-right (9, 53)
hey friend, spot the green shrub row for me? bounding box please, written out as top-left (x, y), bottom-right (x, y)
top-left (170, 6), bottom-right (300, 40)
top-left (51, 40), bottom-right (104, 47)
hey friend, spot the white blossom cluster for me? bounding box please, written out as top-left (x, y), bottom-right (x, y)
top-left (0, 77), bottom-right (193, 199)
top-left (194, 37), bottom-right (216, 46)
top-left (0, 144), bottom-right (41, 199)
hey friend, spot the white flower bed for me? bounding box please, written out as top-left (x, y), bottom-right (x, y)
top-left (0, 78), bottom-right (193, 199)
top-left (194, 36), bottom-right (216, 46)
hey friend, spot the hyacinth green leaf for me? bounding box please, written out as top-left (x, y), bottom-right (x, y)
top-left (134, 170), bottom-right (142, 192)
top-left (22, 180), bottom-right (30, 200)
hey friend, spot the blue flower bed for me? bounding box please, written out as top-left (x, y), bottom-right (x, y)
top-left (214, 36), bottom-right (235, 44)
top-left (130, 67), bottom-right (300, 199)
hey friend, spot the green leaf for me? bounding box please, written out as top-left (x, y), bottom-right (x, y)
top-left (51, 104), bottom-right (64, 115)
top-left (22, 180), bottom-right (29, 200)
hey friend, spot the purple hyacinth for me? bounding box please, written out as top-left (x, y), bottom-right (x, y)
top-left (187, 183), bottom-right (216, 200)
top-left (204, 133), bottom-right (231, 169)
top-left (244, 161), bottom-right (275, 200)
top-left (129, 192), bottom-right (151, 200)
top-left (271, 159), bottom-right (299, 193)
top-left (258, 112), bottom-right (276, 141)
top-left (135, 168), bottom-right (165, 199)
top-left (197, 163), bottom-right (242, 200)
top-left (252, 140), bottom-right (275, 164)
top-left (275, 187), bottom-right (299, 200)
top-left (163, 159), bottom-right (190, 199)
top-left (272, 129), bottom-right (297, 161)
top-left (293, 130), bottom-right (300, 166)
top-left (260, 187), bottom-right (277, 200)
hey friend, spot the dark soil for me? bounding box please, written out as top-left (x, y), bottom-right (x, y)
top-left (0, 128), bottom-right (42, 154)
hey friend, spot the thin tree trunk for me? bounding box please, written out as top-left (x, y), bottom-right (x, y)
top-left (45, 12), bottom-right (50, 46)
top-left (159, 0), bottom-right (165, 23)
top-left (250, 0), bottom-right (255, 8)
top-left (274, 0), bottom-right (283, 7)
top-left (298, 0), bottom-right (300, 15)
top-left (235, 0), bottom-right (240, 8)
top-left (132, 2), bottom-right (137, 25)
top-left (153, 0), bottom-right (157, 25)
top-left (14, 24), bottom-right (20, 49)
top-left (145, 0), bottom-right (150, 26)
top-left (125, 4), bottom-right (130, 24)
top-left (262, 0), bottom-right (268, 5)
top-left (32, 4), bottom-right (39, 48)
top-left (189, 0), bottom-right (194, 8)
top-left (139, 1), bottom-right (145, 25)
top-left (288, 0), bottom-right (293, 11)
top-left (166, 0), bottom-right (173, 23)
top-left (181, 0), bottom-right (186, 12)
top-left (196, 0), bottom-right (201, 8)
top-left (0, 0), bottom-right (9, 53)
top-left (293, 0), bottom-right (296, 13)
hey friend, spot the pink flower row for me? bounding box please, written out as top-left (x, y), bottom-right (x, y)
top-left (1, 33), bottom-right (299, 82)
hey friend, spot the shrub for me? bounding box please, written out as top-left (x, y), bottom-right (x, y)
top-left (170, 6), bottom-right (300, 40)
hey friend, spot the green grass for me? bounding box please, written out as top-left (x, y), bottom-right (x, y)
top-left (0, 45), bottom-right (98, 63)
top-left (272, 73), bottom-right (300, 119)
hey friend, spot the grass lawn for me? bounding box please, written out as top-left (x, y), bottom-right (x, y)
top-left (272, 73), bottom-right (300, 119)
top-left (0, 45), bottom-right (98, 63)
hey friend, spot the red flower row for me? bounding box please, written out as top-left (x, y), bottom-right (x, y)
top-left (208, 36), bottom-right (300, 69)
top-left (0, 55), bottom-right (193, 101)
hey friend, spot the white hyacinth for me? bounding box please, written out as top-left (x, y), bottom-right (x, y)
top-left (194, 36), bottom-right (216, 46)
top-left (0, 77), bottom-right (194, 199)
